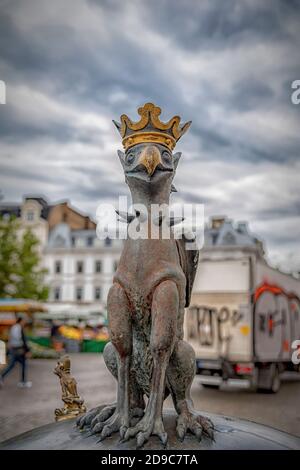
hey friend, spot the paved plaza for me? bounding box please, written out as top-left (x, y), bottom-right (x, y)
top-left (1, 353), bottom-right (299, 442)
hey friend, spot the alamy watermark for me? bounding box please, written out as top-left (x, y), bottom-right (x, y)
top-left (0, 80), bottom-right (6, 104)
top-left (96, 197), bottom-right (204, 250)
top-left (291, 80), bottom-right (300, 105)
top-left (291, 339), bottom-right (300, 365)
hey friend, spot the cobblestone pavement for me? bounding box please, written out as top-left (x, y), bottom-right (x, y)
top-left (0, 353), bottom-right (299, 442)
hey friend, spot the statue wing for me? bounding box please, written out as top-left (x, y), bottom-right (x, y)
top-left (175, 237), bottom-right (199, 307)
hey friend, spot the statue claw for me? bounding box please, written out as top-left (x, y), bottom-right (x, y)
top-left (159, 431), bottom-right (168, 448)
top-left (136, 431), bottom-right (146, 449)
top-left (124, 413), bottom-right (167, 448)
top-left (76, 403), bottom-right (116, 431)
top-left (90, 421), bottom-right (105, 435)
top-left (176, 410), bottom-right (214, 443)
top-left (177, 422), bottom-right (186, 442)
top-left (119, 425), bottom-right (128, 440)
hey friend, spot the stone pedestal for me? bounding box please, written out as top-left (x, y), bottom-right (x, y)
top-left (1, 410), bottom-right (299, 450)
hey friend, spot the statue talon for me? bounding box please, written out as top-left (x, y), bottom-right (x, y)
top-left (176, 406), bottom-right (214, 442)
top-left (88, 404), bottom-right (145, 438)
top-left (124, 413), bottom-right (167, 449)
top-left (77, 403), bottom-right (116, 429)
top-left (96, 410), bottom-right (129, 440)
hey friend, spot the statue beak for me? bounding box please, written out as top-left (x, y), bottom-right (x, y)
top-left (138, 145), bottom-right (162, 176)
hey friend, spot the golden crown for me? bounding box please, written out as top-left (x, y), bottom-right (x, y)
top-left (113, 102), bottom-right (191, 151)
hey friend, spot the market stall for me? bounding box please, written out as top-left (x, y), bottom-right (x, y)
top-left (33, 303), bottom-right (109, 353)
top-left (0, 298), bottom-right (59, 358)
top-left (0, 298), bottom-right (47, 341)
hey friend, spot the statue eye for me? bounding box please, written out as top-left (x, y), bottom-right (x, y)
top-left (126, 152), bottom-right (135, 164)
top-left (162, 150), bottom-right (171, 160)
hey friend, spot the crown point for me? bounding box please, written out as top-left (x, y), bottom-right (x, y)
top-left (114, 103), bottom-right (191, 151)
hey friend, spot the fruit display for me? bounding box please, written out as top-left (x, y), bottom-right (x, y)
top-left (58, 325), bottom-right (82, 341)
top-left (28, 340), bottom-right (60, 359)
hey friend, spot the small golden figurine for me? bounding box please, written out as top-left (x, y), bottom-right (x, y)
top-left (54, 355), bottom-right (86, 422)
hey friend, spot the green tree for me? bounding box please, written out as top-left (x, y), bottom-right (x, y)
top-left (0, 216), bottom-right (49, 300)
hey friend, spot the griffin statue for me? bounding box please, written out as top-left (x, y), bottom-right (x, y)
top-left (77, 103), bottom-right (214, 448)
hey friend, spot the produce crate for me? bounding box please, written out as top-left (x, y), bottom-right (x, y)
top-left (65, 338), bottom-right (81, 353)
top-left (82, 339), bottom-right (108, 353)
top-left (29, 336), bottom-right (52, 348)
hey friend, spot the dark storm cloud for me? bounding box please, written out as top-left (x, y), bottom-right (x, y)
top-left (142, 0), bottom-right (297, 50)
top-left (0, 110), bottom-right (76, 143)
top-left (176, 190), bottom-right (212, 205)
top-left (0, 0), bottom-right (299, 271)
top-left (228, 79), bottom-right (274, 112)
top-left (75, 184), bottom-right (128, 202)
top-left (256, 203), bottom-right (300, 221)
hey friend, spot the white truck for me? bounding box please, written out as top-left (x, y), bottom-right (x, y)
top-left (185, 246), bottom-right (300, 392)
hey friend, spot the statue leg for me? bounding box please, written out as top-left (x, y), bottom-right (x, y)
top-left (124, 280), bottom-right (178, 448)
top-left (102, 342), bottom-right (145, 414)
top-left (167, 339), bottom-right (214, 441)
top-left (77, 283), bottom-right (132, 439)
top-left (77, 342), bottom-right (117, 429)
top-left (77, 341), bottom-right (145, 432)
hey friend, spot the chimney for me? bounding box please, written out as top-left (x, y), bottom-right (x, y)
top-left (211, 216), bottom-right (226, 230)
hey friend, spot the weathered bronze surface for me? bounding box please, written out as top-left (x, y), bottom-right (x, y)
top-left (77, 103), bottom-right (213, 448)
top-left (54, 356), bottom-right (86, 422)
top-left (3, 409), bottom-right (300, 450)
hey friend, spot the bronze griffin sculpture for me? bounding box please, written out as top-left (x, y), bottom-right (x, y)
top-left (77, 103), bottom-right (214, 447)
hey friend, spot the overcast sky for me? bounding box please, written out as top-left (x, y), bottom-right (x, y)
top-left (0, 0), bottom-right (299, 272)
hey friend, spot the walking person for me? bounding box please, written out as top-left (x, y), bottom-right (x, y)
top-left (0, 317), bottom-right (32, 388)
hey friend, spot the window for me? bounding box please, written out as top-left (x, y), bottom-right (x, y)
top-left (27, 211), bottom-right (34, 221)
top-left (105, 237), bottom-right (112, 246)
top-left (55, 260), bottom-right (62, 274)
top-left (76, 287), bottom-right (83, 301)
top-left (54, 287), bottom-right (60, 301)
top-left (87, 236), bottom-right (94, 247)
top-left (95, 260), bottom-right (102, 273)
top-left (113, 260), bottom-right (118, 272)
top-left (54, 235), bottom-right (65, 247)
top-left (223, 232), bottom-right (236, 245)
top-left (212, 233), bottom-right (218, 245)
top-left (95, 287), bottom-right (102, 301)
top-left (71, 236), bottom-right (76, 247)
top-left (77, 261), bottom-right (84, 274)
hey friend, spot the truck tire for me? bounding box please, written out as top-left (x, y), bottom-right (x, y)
top-left (257, 364), bottom-right (281, 393)
top-left (269, 366), bottom-right (281, 393)
top-left (202, 384), bottom-right (220, 390)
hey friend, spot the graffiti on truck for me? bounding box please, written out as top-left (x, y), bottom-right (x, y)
top-left (187, 305), bottom-right (244, 346)
top-left (254, 282), bottom-right (300, 359)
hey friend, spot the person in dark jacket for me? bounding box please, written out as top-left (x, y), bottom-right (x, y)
top-left (0, 317), bottom-right (32, 388)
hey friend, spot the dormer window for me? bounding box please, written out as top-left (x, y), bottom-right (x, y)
top-left (223, 232), bottom-right (236, 245)
top-left (26, 211), bottom-right (34, 221)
